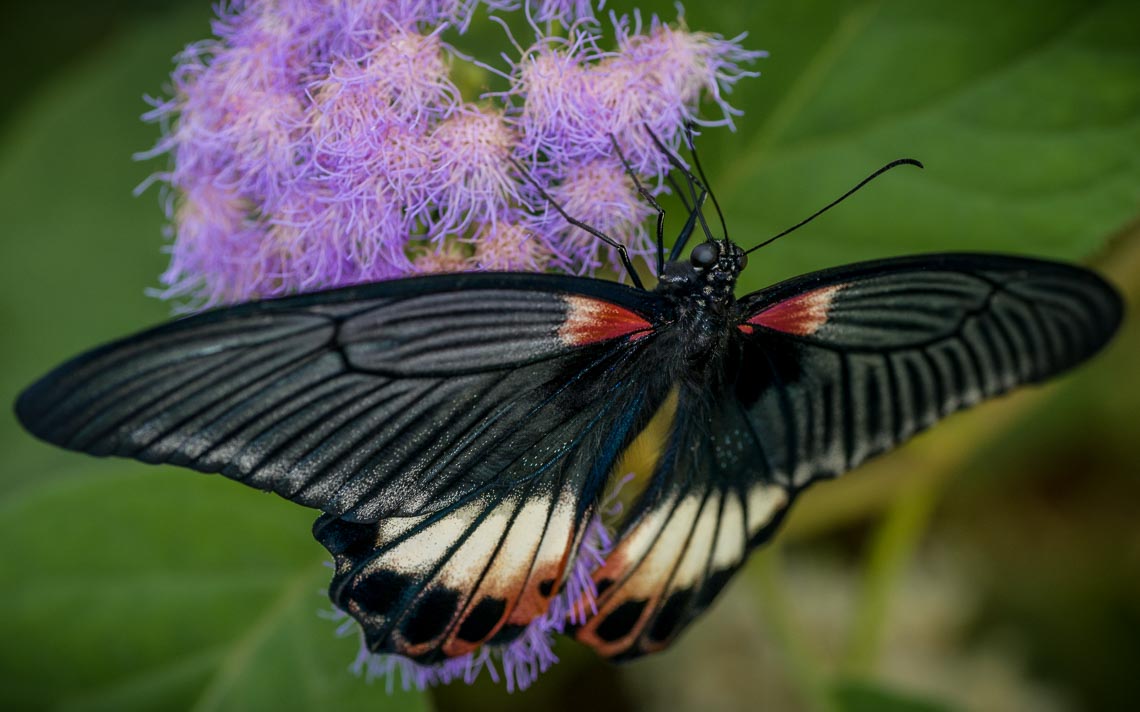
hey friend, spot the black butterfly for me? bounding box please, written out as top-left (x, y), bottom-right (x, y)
top-left (14, 145), bottom-right (1122, 666)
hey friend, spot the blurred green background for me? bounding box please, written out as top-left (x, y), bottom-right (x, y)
top-left (1, 1), bottom-right (1138, 710)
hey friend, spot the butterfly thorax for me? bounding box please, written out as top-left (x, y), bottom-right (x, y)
top-left (653, 240), bottom-right (748, 365)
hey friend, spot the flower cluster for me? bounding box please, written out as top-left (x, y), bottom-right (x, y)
top-left (144, 0), bottom-right (762, 308)
top-left (144, 0), bottom-right (761, 692)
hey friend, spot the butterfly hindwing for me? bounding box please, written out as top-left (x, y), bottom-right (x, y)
top-left (315, 472), bottom-right (590, 661)
top-left (577, 253), bottom-right (1121, 659)
top-left (574, 392), bottom-right (793, 659)
top-left (15, 272), bottom-right (665, 522)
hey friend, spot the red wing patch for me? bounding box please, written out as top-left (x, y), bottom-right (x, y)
top-left (743, 283), bottom-right (847, 336)
top-left (560, 296), bottom-right (653, 346)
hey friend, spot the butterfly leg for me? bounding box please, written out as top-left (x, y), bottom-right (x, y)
top-left (608, 135), bottom-right (667, 278)
top-left (642, 124), bottom-right (704, 200)
top-left (671, 191), bottom-right (709, 262)
top-left (509, 157), bottom-right (646, 291)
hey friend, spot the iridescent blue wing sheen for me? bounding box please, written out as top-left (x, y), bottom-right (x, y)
top-left (575, 253), bottom-right (1122, 659)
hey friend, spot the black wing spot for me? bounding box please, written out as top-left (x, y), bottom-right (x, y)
top-left (456, 597), bottom-right (507, 643)
top-left (697, 568), bottom-right (735, 607)
top-left (595, 600), bottom-right (648, 643)
top-left (402, 587), bottom-right (459, 645)
top-left (596, 578), bottom-right (614, 596)
top-left (347, 570), bottom-right (413, 618)
top-left (538, 578), bottom-right (556, 597)
top-left (313, 516), bottom-right (377, 560)
top-left (648, 589), bottom-right (693, 642)
top-left (488, 622), bottom-right (527, 645)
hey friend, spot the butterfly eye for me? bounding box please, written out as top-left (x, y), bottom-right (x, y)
top-left (690, 242), bottom-right (719, 268)
top-left (738, 251), bottom-right (748, 270)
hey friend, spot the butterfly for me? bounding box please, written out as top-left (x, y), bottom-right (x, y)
top-left (14, 143), bottom-right (1123, 668)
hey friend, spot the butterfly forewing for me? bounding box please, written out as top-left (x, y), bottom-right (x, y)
top-left (576, 253), bottom-right (1121, 659)
top-left (15, 272), bottom-right (665, 521)
top-left (735, 254), bottom-right (1122, 487)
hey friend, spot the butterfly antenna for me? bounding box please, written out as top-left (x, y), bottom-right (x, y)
top-left (670, 190), bottom-right (709, 263)
top-left (745, 158), bottom-right (924, 255)
top-left (509, 156), bottom-right (646, 290)
top-left (644, 125), bottom-right (717, 244)
top-left (684, 123), bottom-right (728, 241)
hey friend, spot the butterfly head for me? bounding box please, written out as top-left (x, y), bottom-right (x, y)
top-left (686, 239), bottom-right (746, 305)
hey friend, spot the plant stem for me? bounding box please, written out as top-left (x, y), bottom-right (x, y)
top-left (749, 546), bottom-right (839, 712)
top-left (842, 477), bottom-right (941, 676)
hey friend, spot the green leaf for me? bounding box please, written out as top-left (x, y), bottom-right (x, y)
top-left (0, 468), bottom-right (428, 711)
top-left (675, 0), bottom-right (1140, 293)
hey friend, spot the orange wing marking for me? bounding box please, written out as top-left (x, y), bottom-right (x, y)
top-left (743, 283), bottom-right (847, 336)
top-left (560, 296), bottom-right (653, 346)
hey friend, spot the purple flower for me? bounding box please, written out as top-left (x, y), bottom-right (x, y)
top-left (531, 0), bottom-right (605, 24)
top-left (468, 220), bottom-right (553, 270)
top-left (142, 0), bottom-right (762, 689)
top-left (428, 107), bottom-right (520, 235)
top-left (506, 12), bottom-right (763, 180)
top-left (598, 11), bottom-right (765, 173)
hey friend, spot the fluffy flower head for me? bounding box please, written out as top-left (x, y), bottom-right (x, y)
top-left (429, 107), bottom-right (519, 234)
top-left (148, 1), bottom-right (760, 307)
